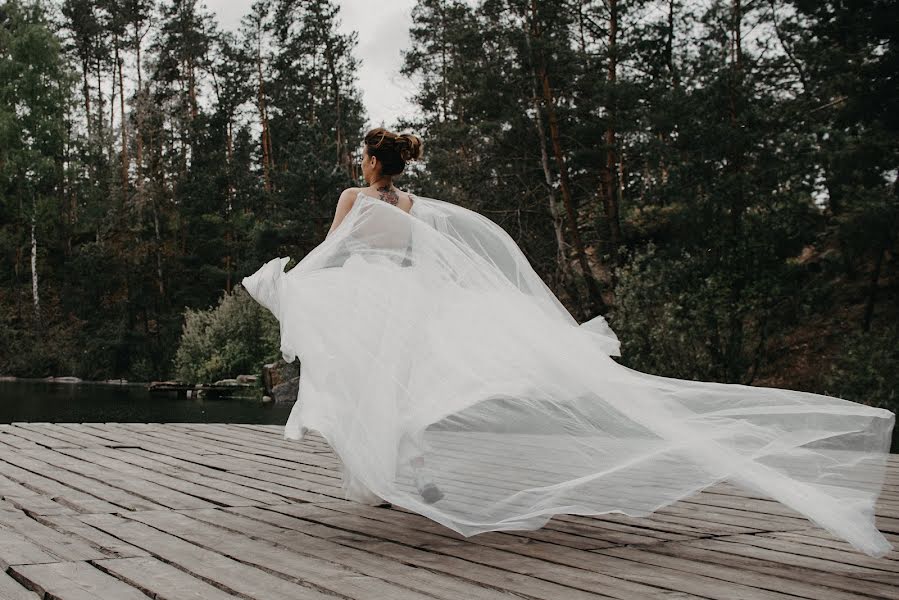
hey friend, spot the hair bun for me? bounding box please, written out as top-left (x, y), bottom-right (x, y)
top-left (397, 133), bottom-right (423, 162)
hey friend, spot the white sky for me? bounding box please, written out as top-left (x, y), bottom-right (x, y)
top-left (203, 0), bottom-right (420, 130)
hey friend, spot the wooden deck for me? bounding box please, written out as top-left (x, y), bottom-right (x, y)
top-left (0, 423), bottom-right (896, 600)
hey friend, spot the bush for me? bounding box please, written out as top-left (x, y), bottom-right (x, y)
top-left (172, 285), bottom-right (281, 384)
top-left (612, 241), bottom-right (809, 384)
top-left (823, 322), bottom-right (899, 413)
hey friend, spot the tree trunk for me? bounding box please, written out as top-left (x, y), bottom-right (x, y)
top-left (598, 0), bottom-right (622, 264)
top-left (134, 23), bottom-right (144, 202)
top-left (152, 197), bottom-right (165, 297)
top-left (524, 24), bottom-right (585, 319)
top-left (532, 92), bottom-right (585, 320)
top-left (30, 196), bottom-right (40, 328)
top-left (225, 114), bottom-right (234, 293)
top-left (117, 35), bottom-right (128, 203)
top-left (109, 49), bottom-right (116, 138)
top-left (81, 59), bottom-right (91, 139)
top-left (256, 36), bottom-right (273, 193)
top-left (96, 56), bottom-right (104, 148)
top-left (188, 56), bottom-right (198, 120)
top-left (529, 0), bottom-right (606, 313)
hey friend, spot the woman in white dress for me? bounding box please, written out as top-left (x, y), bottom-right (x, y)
top-left (242, 127), bottom-right (896, 558)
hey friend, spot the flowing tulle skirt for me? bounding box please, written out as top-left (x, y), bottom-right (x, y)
top-left (242, 192), bottom-right (895, 558)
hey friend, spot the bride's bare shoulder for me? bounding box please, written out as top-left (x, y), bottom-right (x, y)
top-left (340, 186), bottom-right (363, 198)
top-left (336, 187), bottom-right (363, 206)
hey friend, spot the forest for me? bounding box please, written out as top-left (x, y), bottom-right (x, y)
top-left (0, 0), bottom-right (896, 412)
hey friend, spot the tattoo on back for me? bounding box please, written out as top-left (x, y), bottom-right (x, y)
top-left (377, 185), bottom-right (399, 205)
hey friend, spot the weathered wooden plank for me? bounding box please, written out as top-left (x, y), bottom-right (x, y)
top-left (758, 528), bottom-right (899, 555)
top-left (59, 425), bottom-right (299, 474)
top-left (10, 561), bottom-right (152, 600)
top-left (171, 423), bottom-right (302, 453)
top-left (148, 425), bottom-right (341, 471)
top-left (0, 498), bottom-right (19, 512)
top-left (0, 528), bottom-right (59, 569)
top-left (11, 449), bottom-right (215, 511)
top-left (92, 557), bottom-right (243, 599)
top-left (0, 449), bottom-right (162, 513)
top-left (12, 424), bottom-right (108, 449)
top-left (39, 424), bottom-right (133, 447)
top-left (0, 473), bottom-right (40, 497)
top-left (50, 448), bottom-right (265, 508)
top-left (88, 423), bottom-right (334, 477)
top-left (553, 512), bottom-right (714, 540)
top-left (0, 434), bottom-right (41, 451)
top-left (82, 446), bottom-right (291, 505)
top-left (78, 513), bottom-right (362, 600)
top-left (106, 424), bottom-right (321, 471)
top-left (595, 545), bottom-right (891, 600)
top-left (631, 539), bottom-right (899, 599)
top-left (228, 505), bottom-right (627, 600)
top-left (31, 514), bottom-right (151, 560)
top-left (0, 570), bottom-right (41, 600)
top-left (125, 509), bottom-right (480, 600)
top-left (186, 507), bottom-right (524, 600)
top-left (0, 511), bottom-right (108, 562)
top-left (671, 537), bottom-right (899, 583)
top-left (113, 447), bottom-right (333, 503)
top-left (653, 501), bottom-right (811, 532)
top-left (689, 532), bottom-right (899, 573)
top-left (2, 494), bottom-right (77, 516)
top-left (0, 427), bottom-right (44, 451)
top-left (5, 425), bottom-right (81, 449)
top-left (264, 502), bottom-right (753, 599)
top-left (294, 501), bottom-right (811, 600)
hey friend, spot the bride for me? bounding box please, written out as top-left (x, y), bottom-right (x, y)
top-left (242, 127), bottom-right (896, 558)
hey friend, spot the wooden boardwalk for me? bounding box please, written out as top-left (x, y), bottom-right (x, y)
top-left (0, 423), bottom-right (896, 600)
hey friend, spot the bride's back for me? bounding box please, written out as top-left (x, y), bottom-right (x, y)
top-left (356, 186), bottom-right (416, 214)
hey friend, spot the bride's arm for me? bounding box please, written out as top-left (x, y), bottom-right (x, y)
top-left (326, 188), bottom-right (359, 238)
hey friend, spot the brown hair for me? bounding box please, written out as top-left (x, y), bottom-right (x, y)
top-left (363, 127), bottom-right (423, 176)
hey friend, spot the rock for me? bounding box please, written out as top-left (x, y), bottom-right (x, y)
top-left (261, 395), bottom-right (273, 403)
top-left (44, 376), bottom-right (82, 383)
top-left (237, 374), bottom-right (257, 384)
top-left (261, 359), bottom-right (299, 396)
top-left (271, 376), bottom-right (299, 403)
top-left (213, 378), bottom-right (240, 386)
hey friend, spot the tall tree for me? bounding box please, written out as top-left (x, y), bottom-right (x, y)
top-left (0, 0), bottom-right (72, 329)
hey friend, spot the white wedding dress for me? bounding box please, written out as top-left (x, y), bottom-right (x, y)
top-left (242, 190), bottom-right (896, 557)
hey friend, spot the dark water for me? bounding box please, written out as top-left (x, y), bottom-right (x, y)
top-left (0, 379), bottom-right (294, 425)
top-left (1, 379), bottom-right (895, 453)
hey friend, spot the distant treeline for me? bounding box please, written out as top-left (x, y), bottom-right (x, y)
top-left (0, 0), bottom-right (896, 411)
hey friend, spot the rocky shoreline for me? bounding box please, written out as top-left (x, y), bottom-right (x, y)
top-left (0, 359), bottom-right (301, 404)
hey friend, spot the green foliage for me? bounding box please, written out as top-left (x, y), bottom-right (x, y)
top-left (612, 241), bottom-right (814, 384)
top-left (172, 286), bottom-right (280, 384)
top-left (823, 323), bottom-right (899, 413)
top-left (0, 290), bottom-right (84, 377)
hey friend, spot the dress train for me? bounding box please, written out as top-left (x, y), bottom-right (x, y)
top-left (243, 191), bottom-right (895, 558)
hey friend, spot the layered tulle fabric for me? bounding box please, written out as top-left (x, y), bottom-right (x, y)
top-left (242, 191), bottom-right (896, 557)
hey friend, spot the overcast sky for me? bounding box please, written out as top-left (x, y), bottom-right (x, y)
top-left (204, 0), bottom-right (420, 130)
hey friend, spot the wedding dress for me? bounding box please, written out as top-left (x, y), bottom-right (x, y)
top-left (242, 190), bottom-right (896, 558)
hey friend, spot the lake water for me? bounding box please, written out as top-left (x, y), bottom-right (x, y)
top-left (0, 379), bottom-right (294, 425)
top-left (2, 379), bottom-right (895, 453)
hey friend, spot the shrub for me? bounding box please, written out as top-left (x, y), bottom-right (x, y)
top-left (823, 322), bottom-right (899, 413)
top-left (172, 285), bottom-right (280, 384)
